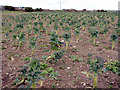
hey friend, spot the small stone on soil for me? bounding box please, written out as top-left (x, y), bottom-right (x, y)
top-left (67, 67), bottom-right (70, 70)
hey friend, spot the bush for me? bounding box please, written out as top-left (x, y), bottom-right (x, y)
top-left (4, 6), bottom-right (15, 11)
top-left (35, 8), bottom-right (43, 12)
top-left (25, 7), bottom-right (34, 12)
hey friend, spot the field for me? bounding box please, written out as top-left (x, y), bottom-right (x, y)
top-left (1, 11), bottom-right (119, 88)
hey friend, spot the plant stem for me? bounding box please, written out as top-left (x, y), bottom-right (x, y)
top-left (46, 30), bottom-right (48, 35)
top-left (66, 41), bottom-right (68, 51)
top-left (31, 48), bottom-right (35, 56)
top-left (16, 77), bottom-right (25, 86)
top-left (93, 73), bottom-right (98, 88)
top-left (76, 34), bottom-right (79, 43)
top-left (46, 55), bottom-right (53, 60)
top-left (93, 36), bottom-right (95, 45)
top-left (39, 80), bottom-right (43, 87)
top-left (32, 82), bottom-right (36, 88)
top-left (18, 41), bottom-right (22, 49)
top-left (56, 31), bottom-right (58, 34)
top-left (83, 26), bottom-right (85, 31)
top-left (104, 34), bottom-right (106, 39)
top-left (112, 40), bottom-right (115, 50)
top-left (35, 34), bottom-right (37, 38)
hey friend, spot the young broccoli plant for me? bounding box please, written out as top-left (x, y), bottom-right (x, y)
top-left (54, 22), bottom-right (59, 34)
top-left (46, 50), bottom-right (65, 63)
top-left (33, 26), bottom-right (39, 38)
top-left (39, 21), bottom-right (44, 32)
top-left (5, 33), bottom-right (10, 40)
top-left (82, 20), bottom-right (86, 31)
top-left (13, 58), bottom-right (44, 88)
top-left (74, 28), bottom-right (80, 43)
top-left (88, 56), bottom-right (104, 88)
top-left (110, 33), bottom-right (118, 50)
top-left (29, 37), bottom-right (37, 56)
top-left (99, 27), bottom-right (108, 39)
top-left (46, 24), bottom-right (50, 35)
top-left (49, 31), bottom-right (61, 50)
top-left (63, 32), bottom-right (71, 51)
top-left (27, 22), bottom-right (32, 36)
top-left (82, 55), bottom-right (105, 89)
top-left (17, 32), bottom-right (25, 50)
top-left (89, 27), bottom-right (98, 45)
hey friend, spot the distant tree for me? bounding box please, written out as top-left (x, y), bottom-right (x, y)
top-left (35, 8), bottom-right (43, 12)
top-left (40, 8), bottom-right (43, 11)
top-left (97, 10), bottom-right (100, 12)
top-left (101, 9), bottom-right (104, 12)
top-left (35, 8), bottom-right (39, 11)
top-left (4, 6), bottom-right (15, 11)
top-left (25, 7), bottom-right (34, 12)
top-left (82, 9), bottom-right (86, 12)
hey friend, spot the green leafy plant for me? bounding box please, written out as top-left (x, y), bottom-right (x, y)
top-left (88, 27), bottom-right (98, 45)
top-left (110, 33), bottom-right (118, 50)
top-left (46, 50), bottom-right (65, 63)
top-left (54, 22), bottom-right (59, 34)
top-left (29, 37), bottom-right (37, 56)
top-left (99, 27), bottom-right (108, 38)
top-left (82, 20), bottom-right (86, 30)
top-left (17, 32), bottom-right (25, 49)
top-left (13, 58), bottom-right (44, 88)
top-left (63, 32), bottom-right (71, 51)
top-left (49, 31), bottom-right (61, 50)
top-left (33, 26), bottom-right (39, 38)
top-left (88, 56), bottom-right (105, 88)
top-left (82, 55), bottom-right (105, 89)
top-left (104, 59), bottom-right (120, 75)
top-left (74, 28), bottom-right (80, 43)
top-left (70, 55), bottom-right (82, 62)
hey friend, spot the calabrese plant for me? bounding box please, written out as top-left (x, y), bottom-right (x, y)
top-left (82, 55), bottom-right (105, 89)
top-left (46, 49), bottom-right (65, 63)
top-left (63, 32), bottom-right (71, 51)
top-left (110, 33), bottom-right (118, 50)
top-left (13, 58), bottom-right (44, 88)
top-left (88, 27), bottom-right (98, 45)
top-left (49, 31), bottom-right (61, 50)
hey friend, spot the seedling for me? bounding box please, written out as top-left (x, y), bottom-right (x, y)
top-left (82, 55), bottom-right (105, 89)
top-left (33, 26), bottom-right (39, 38)
top-left (49, 31), bottom-right (61, 50)
top-left (110, 33), bottom-right (118, 50)
top-left (29, 37), bottom-right (37, 56)
top-left (39, 22), bottom-right (44, 32)
top-left (70, 55), bottom-right (80, 62)
top-left (5, 33), bottom-right (10, 39)
top-left (14, 58), bottom-right (44, 88)
top-left (99, 27), bottom-right (108, 39)
top-left (104, 59), bottom-right (120, 75)
top-left (51, 84), bottom-right (56, 88)
top-left (88, 56), bottom-right (104, 88)
top-left (82, 21), bottom-right (86, 30)
top-left (46, 24), bottom-right (50, 35)
top-left (27, 23), bottom-right (32, 36)
top-left (54, 22), bottom-right (59, 34)
top-left (17, 32), bottom-right (25, 49)
top-left (46, 50), bottom-right (65, 63)
top-left (89, 27), bottom-right (98, 45)
top-left (63, 32), bottom-right (71, 51)
top-left (74, 28), bottom-right (80, 43)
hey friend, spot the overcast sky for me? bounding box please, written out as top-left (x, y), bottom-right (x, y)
top-left (0, 0), bottom-right (120, 10)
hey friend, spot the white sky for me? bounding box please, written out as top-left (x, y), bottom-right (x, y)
top-left (0, 0), bottom-right (120, 10)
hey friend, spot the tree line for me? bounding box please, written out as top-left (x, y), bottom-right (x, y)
top-left (2, 5), bottom-right (43, 12)
top-left (1, 5), bottom-right (108, 12)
